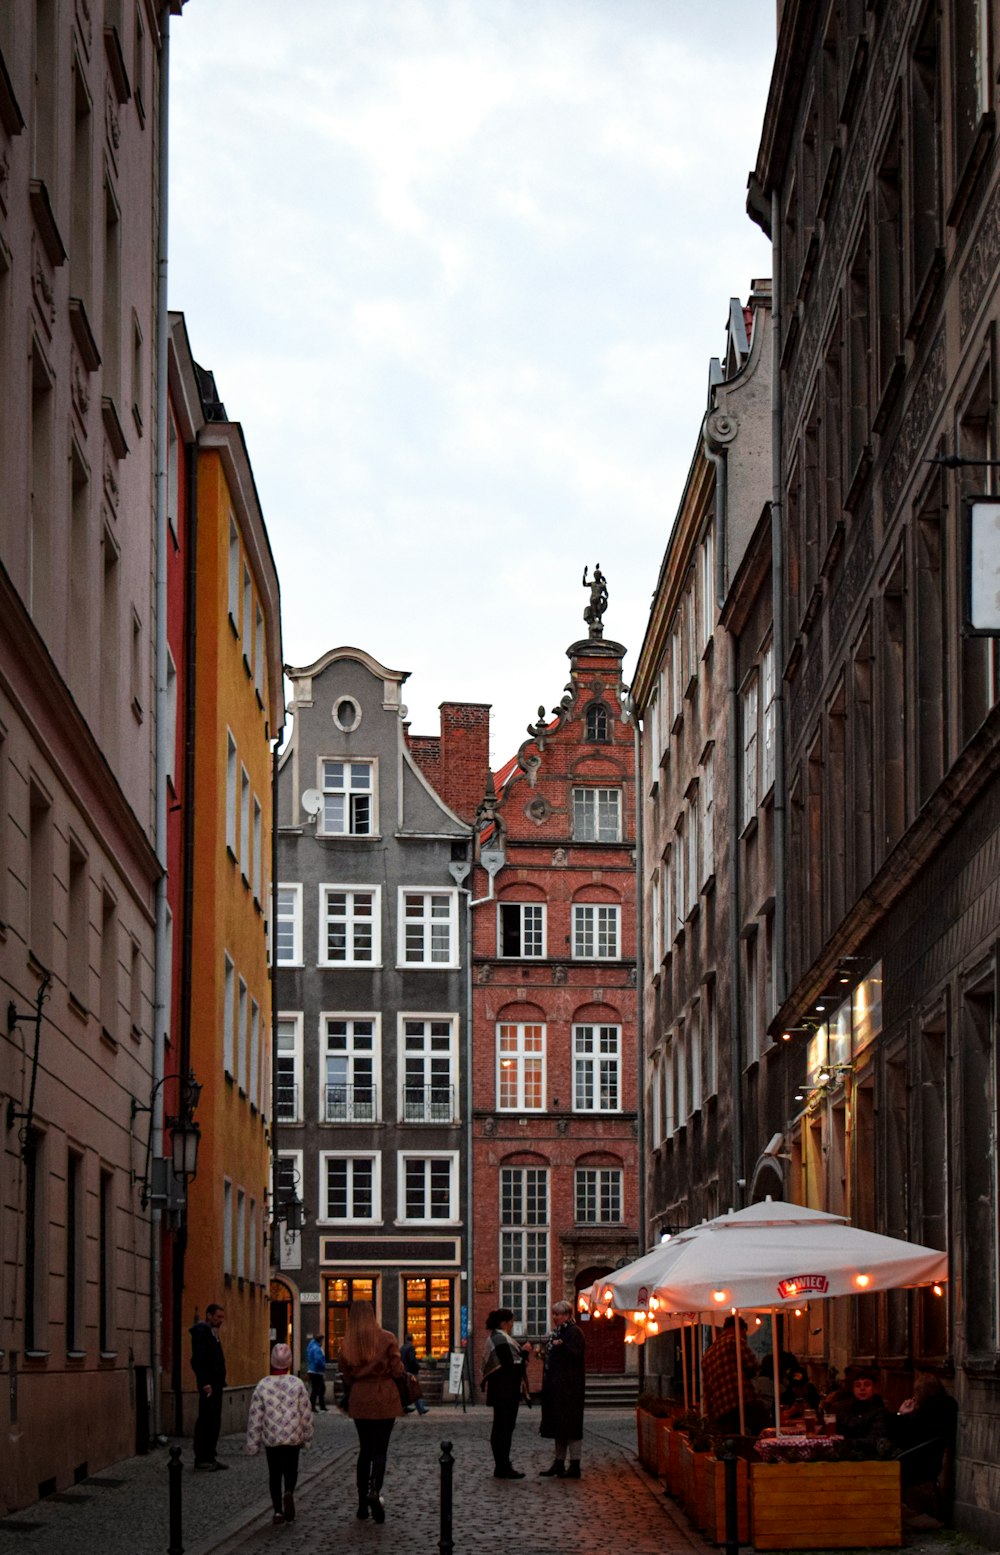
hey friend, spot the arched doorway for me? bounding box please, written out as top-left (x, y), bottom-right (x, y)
top-left (575, 1265), bottom-right (625, 1374)
top-left (270, 1278), bottom-right (294, 1354)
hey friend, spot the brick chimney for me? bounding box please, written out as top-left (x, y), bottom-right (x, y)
top-left (408, 701), bottom-right (491, 826)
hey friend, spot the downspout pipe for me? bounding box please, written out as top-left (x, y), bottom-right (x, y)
top-left (464, 834), bottom-right (474, 1364)
top-left (704, 435), bottom-right (744, 1210)
top-left (628, 698), bottom-right (646, 1388)
top-left (151, 2), bottom-right (172, 1442)
top-left (769, 191), bottom-right (787, 1015)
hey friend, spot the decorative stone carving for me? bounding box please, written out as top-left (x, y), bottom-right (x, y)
top-left (0, 148), bottom-right (10, 213)
top-left (75, 0), bottom-right (93, 51)
top-left (105, 81), bottom-right (120, 154)
top-left (551, 848), bottom-right (568, 867)
top-left (477, 964), bottom-right (491, 984)
top-left (552, 964), bottom-right (567, 985)
top-left (483, 1117), bottom-right (496, 1136)
top-left (103, 446), bottom-right (120, 509)
top-left (71, 351), bottom-right (90, 422)
top-left (556, 1118), bottom-right (569, 1136)
top-left (884, 329), bottom-right (945, 518)
top-left (626, 967), bottom-right (637, 988)
top-left (31, 242), bottom-right (56, 332)
top-left (526, 795), bottom-right (551, 825)
top-left (961, 193), bottom-right (1000, 340)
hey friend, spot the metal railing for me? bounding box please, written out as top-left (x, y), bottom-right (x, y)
top-left (275, 1080), bottom-right (299, 1122)
top-left (403, 1085), bottom-right (455, 1123)
top-left (325, 1083), bottom-right (378, 1123)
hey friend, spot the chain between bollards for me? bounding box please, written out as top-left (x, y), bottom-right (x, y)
top-left (722, 1437), bottom-right (738, 1555)
top-left (439, 1439), bottom-right (454, 1555)
top-left (167, 1444), bottom-right (184, 1555)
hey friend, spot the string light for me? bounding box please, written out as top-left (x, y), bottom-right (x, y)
top-left (932, 1284), bottom-right (944, 1298)
top-left (854, 1273), bottom-right (871, 1289)
top-left (711, 1289), bottom-right (728, 1304)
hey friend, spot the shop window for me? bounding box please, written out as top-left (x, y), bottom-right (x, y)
top-left (404, 1276), bottom-right (453, 1358)
top-left (325, 1276), bottom-right (376, 1360)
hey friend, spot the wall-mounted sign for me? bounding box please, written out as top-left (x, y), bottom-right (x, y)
top-left (299, 1292), bottom-right (321, 1304)
top-left (829, 998), bottom-right (852, 1067)
top-left (805, 1024), bottom-right (828, 1086)
top-left (967, 499), bottom-right (1000, 633)
top-left (853, 962), bottom-right (883, 1056)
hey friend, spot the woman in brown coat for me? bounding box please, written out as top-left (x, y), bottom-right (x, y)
top-left (338, 1302), bottom-right (405, 1524)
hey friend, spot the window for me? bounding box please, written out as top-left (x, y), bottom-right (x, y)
top-left (252, 797), bottom-right (262, 903)
top-left (320, 759), bottom-right (374, 836)
top-left (761, 644), bottom-right (776, 795)
top-left (101, 525), bottom-right (120, 759)
top-left (699, 527), bottom-right (715, 649)
top-left (103, 179), bottom-right (122, 407)
top-left (323, 1016), bottom-right (378, 1122)
top-left (952, 0), bottom-right (990, 182)
top-left (700, 751), bottom-right (715, 886)
top-left (225, 731), bottom-right (237, 857)
top-left (703, 979), bottom-right (719, 1099)
top-left (399, 889), bottom-right (457, 967)
top-left (130, 609), bottom-right (143, 719)
top-left (585, 703), bottom-right (610, 741)
top-left (66, 1150), bottom-right (83, 1352)
top-left (254, 604), bottom-right (264, 700)
top-left (276, 884), bottom-right (302, 965)
top-left (573, 1025), bottom-right (621, 1111)
top-left (742, 676), bottom-right (759, 826)
top-left (498, 902), bottom-right (545, 958)
top-left (403, 1277), bottom-right (453, 1358)
top-left (242, 564), bottom-right (252, 664)
top-left (500, 1167), bottom-right (548, 1336)
top-left (662, 847), bottom-right (673, 950)
top-left (164, 650), bottom-right (177, 791)
top-left (572, 786), bottom-right (621, 842)
top-left (744, 933), bottom-right (761, 1066)
top-left (223, 1179), bottom-right (233, 1277)
top-left (236, 1188), bottom-right (246, 1279)
top-left (276, 1013), bottom-right (302, 1122)
top-left (321, 1153), bottom-right (380, 1223)
top-left (131, 314), bottom-right (144, 435)
top-left (98, 1167), bottom-right (113, 1353)
top-left (575, 1168), bottom-right (623, 1224)
top-left (223, 954), bottom-right (235, 1076)
top-left (249, 998), bottom-right (260, 1110)
top-left (497, 1023), bottom-right (545, 1110)
top-left (249, 1198), bottom-right (257, 1283)
top-left (237, 977), bottom-right (248, 1093)
top-left (400, 1154), bottom-right (458, 1223)
top-left (321, 885), bottom-right (380, 966)
top-left (68, 837), bottom-right (89, 1007)
top-left (23, 1134), bottom-right (41, 1352)
top-left (167, 410), bottom-right (179, 541)
top-left (228, 516), bottom-right (239, 627)
top-left (28, 779), bottom-right (53, 966)
top-left (100, 888), bottom-right (118, 1041)
top-left (650, 871), bottom-right (661, 964)
top-left (685, 790), bottom-right (699, 916)
top-left (240, 766), bottom-right (250, 881)
top-left (402, 1017), bottom-right (456, 1121)
top-left (572, 903), bottom-right (620, 960)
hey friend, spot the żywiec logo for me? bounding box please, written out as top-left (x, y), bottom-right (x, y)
top-left (777, 1274), bottom-right (829, 1299)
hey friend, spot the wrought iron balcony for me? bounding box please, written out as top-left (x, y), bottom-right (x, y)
top-left (403, 1084), bottom-right (456, 1123)
top-left (325, 1083), bottom-right (378, 1123)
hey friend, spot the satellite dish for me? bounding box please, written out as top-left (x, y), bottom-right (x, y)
top-left (480, 844), bottom-right (506, 879)
top-left (301, 788), bottom-right (323, 818)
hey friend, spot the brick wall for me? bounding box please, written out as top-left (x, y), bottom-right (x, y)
top-left (408, 701), bottom-right (491, 825)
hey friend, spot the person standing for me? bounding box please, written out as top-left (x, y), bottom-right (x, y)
top-left (399, 1332), bottom-right (430, 1415)
top-left (701, 1315), bottom-right (768, 1435)
top-left (246, 1343), bottom-right (314, 1525)
top-left (538, 1300), bottom-right (585, 1479)
top-left (306, 1334), bottom-right (328, 1412)
top-left (481, 1308), bottom-right (531, 1479)
top-left (338, 1301), bottom-right (405, 1524)
top-left (190, 1303), bottom-right (228, 1471)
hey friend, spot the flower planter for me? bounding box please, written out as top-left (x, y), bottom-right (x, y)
top-left (701, 1453), bottom-right (751, 1544)
top-left (750, 1460), bottom-right (902, 1550)
top-left (667, 1426), bottom-right (686, 1500)
top-left (635, 1407), bottom-right (658, 1471)
top-left (655, 1417), bottom-right (674, 1478)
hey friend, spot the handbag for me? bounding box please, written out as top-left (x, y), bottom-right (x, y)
top-left (397, 1372), bottom-right (422, 1408)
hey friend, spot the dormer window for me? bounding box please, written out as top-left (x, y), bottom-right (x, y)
top-left (585, 703), bottom-right (610, 742)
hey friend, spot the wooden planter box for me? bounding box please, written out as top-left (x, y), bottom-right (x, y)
top-left (750, 1460), bottom-right (902, 1550)
top-left (667, 1427), bottom-right (686, 1501)
top-left (655, 1417), bottom-right (674, 1479)
top-left (635, 1408), bottom-right (659, 1472)
top-left (701, 1454), bottom-right (751, 1544)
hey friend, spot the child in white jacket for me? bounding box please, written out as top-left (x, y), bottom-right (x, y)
top-left (246, 1343), bottom-right (314, 1524)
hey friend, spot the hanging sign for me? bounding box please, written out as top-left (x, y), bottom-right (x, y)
top-left (967, 499), bottom-right (1000, 633)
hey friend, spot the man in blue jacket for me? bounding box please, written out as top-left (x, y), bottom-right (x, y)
top-left (306, 1334), bottom-right (328, 1412)
top-left (190, 1303), bottom-right (227, 1470)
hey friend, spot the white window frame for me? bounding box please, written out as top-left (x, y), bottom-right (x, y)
top-left (571, 786), bottom-right (622, 842)
top-left (685, 789), bottom-right (700, 917)
top-left (397, 887), bottom-right (459, 969)
top-left (662, 847), bottom-right (673, 952)
top-left (650, 1055), bottom-right (663, 1147)
top-left (236, 1187), bottom-right (246, 1278)
top-left (252, 796), bottom-right (262, 903)
top-left (572, 1023), bottom-right (622, 1112)
top-left (399, 1013), bottom-right (458, 1123)
top-left (319, 1150), bottom-right (382, 1225)
top-left (397, 1150), bottom-right (460, 1225)
top-left (250, 997), bottom-right (260, 1110)
top-left (703, 978), bottom-right (719, 1100)
top-left (496, 1022), bottom-right (546, 1111)
top-left (276, 883), bottom-right (303, 966)
top-left (320, 883), bottom-right (382, 967)
top-left (700, 747), bottom-right (715, 887)
top-left (223, 1178), bottom-right (233, 1276)
top-left (223, 952), bottom-right (235, 1077)
top-left (650, 870), bottom-right (661, 964)
top-left (319, 1011), bottom-right (381, 1123)
top-left (276, 1010), bottom-right (303, 1124)
top-left (700, 526), bottom-right (715, 651)
top-left (249, 1197), bottom-right (257, 1283)
top-left (318, 757), bottom-right (377, 838)
top-left (227, 516), bottom-right (239, 628)
top-left (497, 901), bottom-right (546, 959)
top-left (242, 564), bottom-right (252, 665)
top-left (574, 1167), bottom-right (624, 1225)
top-left (237, 975), bottom-right (248, 1093)
top-left (742, 674), bottom-right (759, 827)
top-left (499, 1166), bottom-right (549, 1338)
top-left (571, 903), bottom-right (620, 960)
top-left (761, 641), bottom-right (776, 796)
top-left (689, 997), bottom-right (703, 1115)
top-left (254, 603), bottom-right (264, 701)
top-left (225, 730), bottom-right (237, 858)
top-left (240, 765), bottom-right (250, 881)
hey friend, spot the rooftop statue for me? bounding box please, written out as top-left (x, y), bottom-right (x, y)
top-left (582, 563), bottom-right (608, 639)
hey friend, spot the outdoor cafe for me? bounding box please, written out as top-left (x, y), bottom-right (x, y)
top-left (580, 1199), bottom-right (950, 1550)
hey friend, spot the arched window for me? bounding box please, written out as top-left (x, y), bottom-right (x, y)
top-left (585, 703), bottom-right (610, 741)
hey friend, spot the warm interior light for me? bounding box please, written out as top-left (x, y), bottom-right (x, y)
top-left (854, 1273), bottom-right (871, 1289)
top-left (648, 1295), bottom-right (659, 1311)
top-left (932, 1284), bottom-right (944, 1298)
top-left (782, 1031), bottom-right (792, 1041)
top-left (794, 1308), bottom-right (803, 1317)
top-left (712, 1289), bottom-right (728, 1304)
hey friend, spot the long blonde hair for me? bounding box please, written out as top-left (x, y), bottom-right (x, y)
top-left (341, 1300), bottom-right (379, 1366)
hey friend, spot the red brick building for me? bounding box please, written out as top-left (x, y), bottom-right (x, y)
top-left (470, 581), bottom-right (639, 1381)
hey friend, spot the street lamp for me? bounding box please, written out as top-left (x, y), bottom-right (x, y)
top-left (132, 1070), bottom-right (202, 1211)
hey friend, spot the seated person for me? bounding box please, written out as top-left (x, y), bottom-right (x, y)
top-left (889, 1373), bottom-right (957, 1495)
top-left (781, 1367), bottom-right (821, 1419)
top-left (756, 1349), bottom-right (799, 1403)
top-left (833, 1366), bottom-right (891, 1454)
top-left (702, 1316), bottom-right (770, 1436)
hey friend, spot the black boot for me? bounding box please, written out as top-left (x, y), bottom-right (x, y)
top-left (539, 1460), bottom-right (565, 1477)
top-left (565, 1460), bottom-right (581, 1479)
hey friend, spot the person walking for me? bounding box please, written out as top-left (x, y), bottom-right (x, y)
top-left (538, 1300), bottom-right (586, 1479)
top-left (190, 1303), bottom-right (228, 1471)
top-left (399, 1331), bottom-right (430, 1415)
top-left (338, 1301), bottom-right (405, 1524)
top-left (481, 1307), bottom-right (532, 1479)
top-left (306, 1333), bottom-right (328, 1412)
top-left (246, 1343), bottom-right (314, 1525)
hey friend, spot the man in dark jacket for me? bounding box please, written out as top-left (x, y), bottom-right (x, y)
top-left (399, 1332), bottom-right (429, 1415)
top-left (190, 1303), bottom-right (227, 1470)
top-left (539, 1300), bottom-right (586, 1479)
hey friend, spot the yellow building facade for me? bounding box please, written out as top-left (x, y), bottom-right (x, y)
top-left (182, 414), bottom-right (283, 1431)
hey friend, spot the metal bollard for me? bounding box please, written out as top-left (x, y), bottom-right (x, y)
top-left (167, 1444), bottom-right (184, 1555)
top-left (439, 1440), bottom-right (454, 1555)
top-left (722, 1438), bottom-right (738, 1555)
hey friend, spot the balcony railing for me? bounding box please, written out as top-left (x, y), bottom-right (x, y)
top-left (276, 1081), bottom-right (299, 1122)
top-left (403, 1084), bottom-right (456, 1123)
top-left (325, 1084), bottom-right (378, 1123)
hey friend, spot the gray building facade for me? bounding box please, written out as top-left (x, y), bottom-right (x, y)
top-left (273, 648), bottom-right (483, 1371)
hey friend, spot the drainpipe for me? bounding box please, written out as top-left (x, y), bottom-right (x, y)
top-left (150, 2), bottom-right (173, 1442)
top-left (629, 698), bottom-right (646, 1388)
top-left (704, 438), bottom-right (744, 1210)
top-left (769, 194), bottom-right (787, 1015)
top-left (270, 739), bottom-right (282, 1293)
top-left (464, 832), bottom-right (474, 1363)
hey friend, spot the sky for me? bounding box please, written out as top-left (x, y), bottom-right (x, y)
top-left (168, 0), bottom-right (775, 765)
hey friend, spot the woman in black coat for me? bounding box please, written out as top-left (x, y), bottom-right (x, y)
top-left (481, 1309), bottom-right (532, 1479)
top-left (539, 1300), bottom-right (586, 1479)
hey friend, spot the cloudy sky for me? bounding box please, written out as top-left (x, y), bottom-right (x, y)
top-left (168, 0), bottom-right (774, 764)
